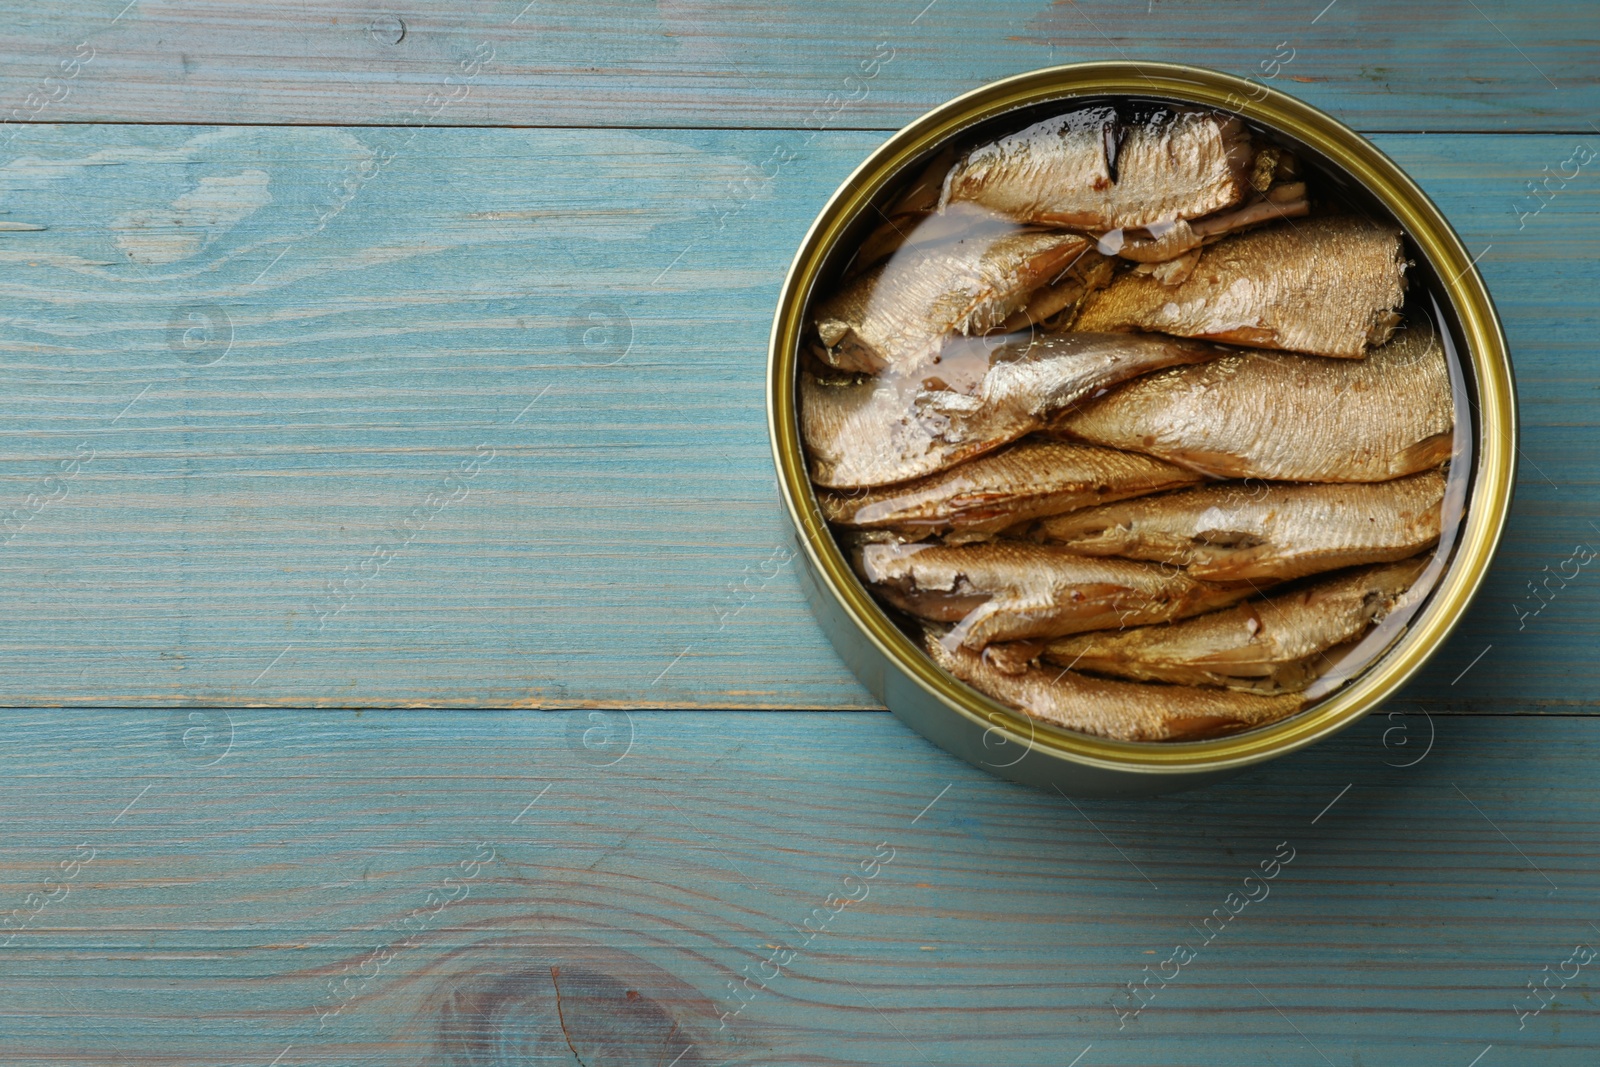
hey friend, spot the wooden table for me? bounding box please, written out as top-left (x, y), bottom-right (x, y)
top-left (0, 2), bottom-right (1595, 1063)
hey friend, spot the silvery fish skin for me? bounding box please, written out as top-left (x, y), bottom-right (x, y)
top-left (817, 439), bottom-right (1202, 536)
top-left (1075, 217), bottom-right (1406, 358)
top-left (939, 106), bottom-right (1255, 232)
top-left (814, 229), bottom-right (1092, 375)
top-left (1055, 324), bottom-right (1454, 482)
top-left (1023, 557), bottom-right (1430, 694)
top-left (1031, 470), bottom-right (1446, 581)
top-left (802, 331), bottom-right (1227, 489)
top-left (857, 541), bottom-right (1259, 649)
top-left (925, 631), bottom-right (1305, 742)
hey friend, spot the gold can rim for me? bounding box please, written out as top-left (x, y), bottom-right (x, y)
top-left (768, 62), bottom-right (1516, 775)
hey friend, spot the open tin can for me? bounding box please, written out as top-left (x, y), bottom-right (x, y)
top-left (768, 63), bottom-right (1515, 797)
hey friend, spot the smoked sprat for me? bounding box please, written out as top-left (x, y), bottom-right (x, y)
top-left (798, 99), bottom-right (1457, 744)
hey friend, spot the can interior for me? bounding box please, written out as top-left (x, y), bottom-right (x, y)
top-left (795, 91), bottom-right (1487, 748)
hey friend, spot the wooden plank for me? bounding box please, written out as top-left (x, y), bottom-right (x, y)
top-left (0, 125), bottom-right (1594, 709)
top-left (0, 0), bottom-right (1595, 133)
top-left (0, 709), bottom-right (1595, 1064)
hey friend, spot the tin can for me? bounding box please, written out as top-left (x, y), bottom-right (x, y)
top-left (768, 63), bottom-right (1516, 797)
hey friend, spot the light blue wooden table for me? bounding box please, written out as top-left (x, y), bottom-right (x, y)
top-left (0, 2), bottom-right (1597, 1063)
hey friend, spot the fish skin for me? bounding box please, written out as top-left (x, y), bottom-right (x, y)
top-left (857, 541), bottom-right (1260, 649)
top-left (939, 106), bottom-right (1255, 232)
top-left (1031, 470), bottom-right (1446, 581)
top-left (814, 228), bottom-right (1091, 375)
top-left (1113, 180), bottom-right (1310, 264)
top-left (1054, 324), bottom-right (1454, 482)
top-left (1073, 216), bottom-right (1408, 359)
top-left (857, 173), bottom-right (1301, 275)
top-left (998, 252), bottom-right (1115, 332)
top-left (850, 199), bottom-right (1006, 279)
top-left (1028, 557), bottom-right (1431, 693)
top-left (802, 331), bottom-right (1228, 489)
top-left (925, 631), bottom-right (1305, 742)
top-left (817, 439), bottom-right (1203, 536)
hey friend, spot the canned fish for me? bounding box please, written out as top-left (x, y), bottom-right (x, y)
top-left (768, 63), bottom-right (1515, 797)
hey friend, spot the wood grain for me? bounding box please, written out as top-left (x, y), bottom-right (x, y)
top-left (0, 709), bottom-right (1594, 1065)
top-left (0, 125), bottom-right (1594, 709)
top-left (1, 7), bottom-right (1594, 1064)
top-left (0, 0), bottom-right (1594, 132)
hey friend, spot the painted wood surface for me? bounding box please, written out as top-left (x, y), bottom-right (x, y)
top-left (0, 0), bottom-right (1595, 133)
top-left (0, 709), bottom-right (1594, 1065)
top-left (1, 6), bottom-right (1598, 1064)
top-left (0, 125), bottom-right (1595, 709)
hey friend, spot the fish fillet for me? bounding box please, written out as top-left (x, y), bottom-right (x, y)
top-left (1021, 557), bottom-right (1430, 694)
top-left (857, 541), bottom-right (1259, 649)
top-left (802, 331), bottom-right (1228, 489)
top-left (925, 633), bottom-right (1305, 742)
top-left (1031, 470), bottom-right (1446, 581)
top-left (814, 229), bottom-right (1091, 375)
top-left (1073, 216), bottom-right (1407, 359)
top-left (1055, 324), bottom-right (1454, 482)
top-left (939, 105), bottom-right (1255, 232)
top-left (817, 439), bottom-right (1202, 536)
